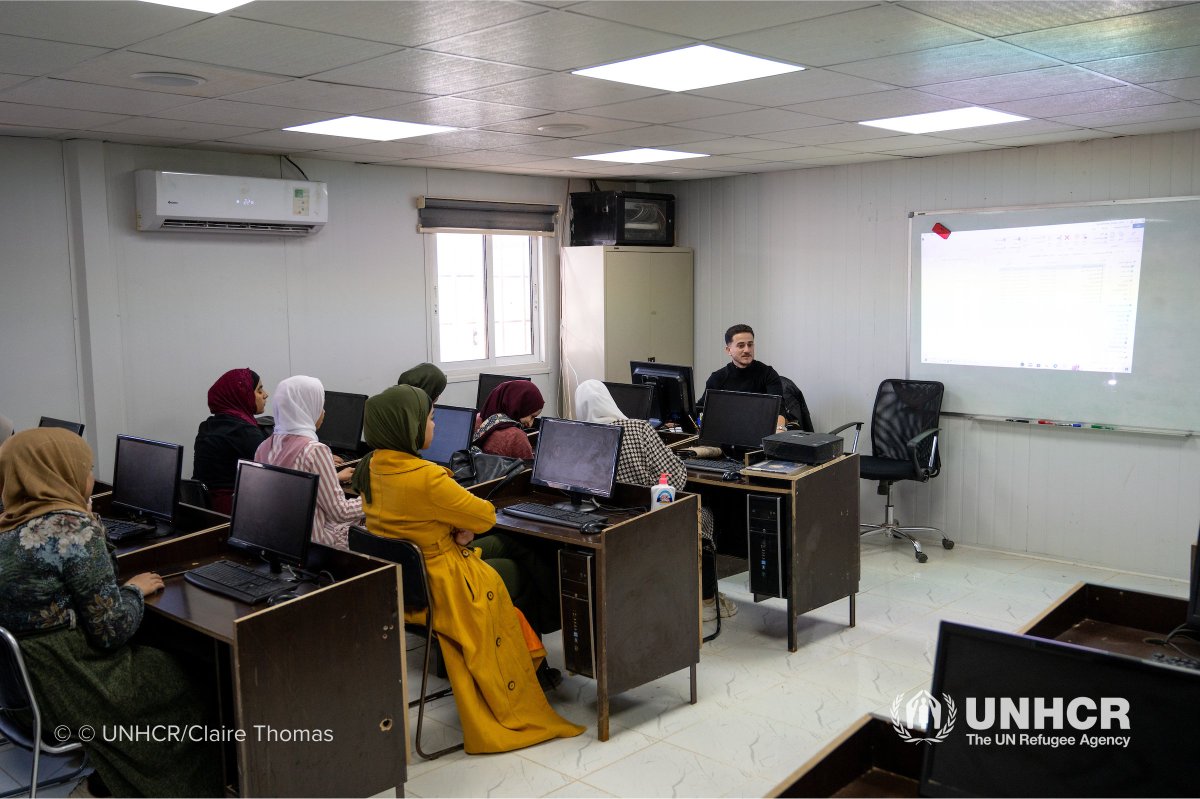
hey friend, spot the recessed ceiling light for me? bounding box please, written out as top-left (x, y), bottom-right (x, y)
top-left (573, 44), bottom-right (802, 92)
top-left (131, 72), bottom-right (207, 87)
top-left (860, 107), bottom-right (1028, 134)
top-left (573, 148), bottom-right (708, 164)
top-left (284, 116), bottom-right (456, 141)
top-left (536, 123), bottom-right (588, 135)
top-left (139, 0), bottom-right (253, 12)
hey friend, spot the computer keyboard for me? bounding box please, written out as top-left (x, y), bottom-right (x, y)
top-left (102, 517), bottom-right (156, 542)
top-left (502, 502), bottom-right (608, 530)
top-left (684, 457), bottom-right (742, 474)
top-left (1150, 651), bottom-right (1200, 670)
top-left (184, 559), bottom-right (293, 605)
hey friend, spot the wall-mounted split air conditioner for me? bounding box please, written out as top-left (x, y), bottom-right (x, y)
top-left (135, 170), bottom-right (328, 236)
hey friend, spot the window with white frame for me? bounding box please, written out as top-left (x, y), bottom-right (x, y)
top-left (428, 232), bottom-right (543, 367)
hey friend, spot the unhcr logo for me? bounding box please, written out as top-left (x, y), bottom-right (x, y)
top-left (891, 689), bottom-right (957, 744)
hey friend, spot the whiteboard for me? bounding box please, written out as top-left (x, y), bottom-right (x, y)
top-left (908, 197), bottom-right (1200, 432)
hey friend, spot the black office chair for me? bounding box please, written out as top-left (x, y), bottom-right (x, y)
top-left (779, 376), bottom-right (814, 432)
top-left (347, 525), bottom-right (461, 760)
top-left (178, 478), bottom-right (210, 509)
top-left (0, 626), bottom-right (90, 798)
top-left (832, 379), bottom-right (952, 563)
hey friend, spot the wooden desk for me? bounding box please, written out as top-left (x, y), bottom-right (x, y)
top-left (91, 492), bottom-right (229, 556)
top-left (474, 474), bottom-right (701, 742)
top-left (1020, 582), bottom-right (1192, 659)
top-left (685, 454), bottom-right (860, 652)
top-left (769, 714), bottom-right (921, 798)
top-left (117, 531), bottom-right (406, 797)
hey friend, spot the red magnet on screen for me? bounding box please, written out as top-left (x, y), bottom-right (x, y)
top-left (932, 223), bottom-right (951, 239)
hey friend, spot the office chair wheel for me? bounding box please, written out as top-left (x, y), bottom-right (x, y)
top-left (916, 551), bottom-right (929, 563)
top-left (942, 539), bottom-right (954, 549)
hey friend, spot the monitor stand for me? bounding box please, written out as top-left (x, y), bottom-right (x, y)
top-left (551, 493), bottom-right (598, 513)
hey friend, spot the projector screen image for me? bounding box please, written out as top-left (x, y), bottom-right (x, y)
top-left (920, 218), bottom-right (1144, 374)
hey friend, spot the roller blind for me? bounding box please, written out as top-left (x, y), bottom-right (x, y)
top-left (417, 196), bottom-right (559, 236)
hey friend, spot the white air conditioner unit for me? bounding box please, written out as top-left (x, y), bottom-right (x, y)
top-left (135, 170), bottom-right (328, 236)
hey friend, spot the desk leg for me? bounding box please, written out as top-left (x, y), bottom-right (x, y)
top-left (598, 695), bottom-right (609, 742)
top-left (787, 593), bottom-right (797, 652)
top-left (689, 664), bottom-right (697, 705)
top-left (849, 593), bottom-right (856, 628)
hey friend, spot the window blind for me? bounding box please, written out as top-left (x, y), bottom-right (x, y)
top-left (417, 196), bottom-right (559, 236)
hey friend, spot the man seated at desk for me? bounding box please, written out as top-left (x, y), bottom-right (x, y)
top-left (701, 323), bottom-right (787, 432)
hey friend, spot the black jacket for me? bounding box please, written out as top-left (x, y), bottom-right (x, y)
top-left (192, 414), bottom-right (267, 489)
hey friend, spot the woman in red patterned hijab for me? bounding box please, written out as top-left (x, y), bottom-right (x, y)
top-left (193, 369), bottom-right (268, 513)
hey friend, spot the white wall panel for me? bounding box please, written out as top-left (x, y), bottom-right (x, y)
top-left (671, 131), bottom-right (1200, 578)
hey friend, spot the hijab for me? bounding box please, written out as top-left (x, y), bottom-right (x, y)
top-left (350, 385), bottom-right (431, 503)
top-left (207, 368), bottom-right (260, 426)
top-left (271, 376), bottom-right (324, 442)
top-left (397, 363), bottom-right (448, 403)
top-left (0, 428), bottom-right (93, 532)
top-left (0, 414), bottom-right (13, 442)
top-left (575, 379), bottom-right (627, 425)
top-left (475, 380), bottom-right (544, 448)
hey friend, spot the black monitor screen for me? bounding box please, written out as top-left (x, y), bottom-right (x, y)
top-left (699, 390), bottom-right (780, 450)
top-left (227, 460), bottom-right (318, 571)
top-left (630, 361), bottom-right (695, 428)
top-left (603, 381), bottom-right (654, 421)
top-left (921, 622), bottom-right (1200, 797)
top-left (420, 405), bottom-right (476, 466)
top-left (39, 417), bottom-right (85, 436)
top-left (111, 435), bottom-right (183, 522)
top-left (476, 374), bottom-right (532, 414)
top-left (318, 391), bottom-right (367, 452)
top-left (530, 418), bottom-right (622, 503)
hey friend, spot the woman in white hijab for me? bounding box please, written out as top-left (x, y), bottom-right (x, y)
top-left (574, 380), bottom-right (735, 621)
top-left (254, 376), bottom-right (363, 550)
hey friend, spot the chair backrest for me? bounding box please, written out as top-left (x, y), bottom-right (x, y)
top-left (178, 478), bottom-right (209, 508)
top-left (779, 376), bottom-right (814, 432)
top-left (347, 525), bottom-right (429, 613)
top-left (0, 626), bottom-right (39, 750)
top-left (870, 379), bottom-right (944, 468)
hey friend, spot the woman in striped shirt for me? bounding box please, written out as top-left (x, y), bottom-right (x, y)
top-left (255, 376), bottom-right (364, 550)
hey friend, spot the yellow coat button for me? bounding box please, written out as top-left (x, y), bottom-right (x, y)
top-left (496, 637), bottom-right (502, 647)
top-left (507, 681), bottom-right (516, 691)
top-left (487, 591), bottom-right (494, 600)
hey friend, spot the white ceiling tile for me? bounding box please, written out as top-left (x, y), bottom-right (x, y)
top-left (751, 121), bottom-right (900, 146)
top-left (1050, 100), bottom-right (1200, 127)
top-left (483, 112), bottom-right (644, 137)
top-left (1145, 77), bottom-right (1200, 100)
top-left (784, 89), bottom-right (966, 122)
top-left (84, 131), bottom-right (202, 147)
top-left (220, 129), bottom-right (369, 151)
top-left (933, 118), bottom-right (1077, 141)
top-left (795, 152), bottom-right (906, 165)
top-left (312, 50), bottom-right (546, 95)
top-left (829, 134), bottom-right (967, 153)
top-left (730, 144), bottom-right (860, 161)
top-left (677, 108), bottom-right (835, 135)
top-left (1083, 46), bottom-right (1200, 83)
top-left (659, 154), bottom-right (770, 169)
top-left (148, 99), bottom-right (331, 129)
top-left (574, 125), bottom-right (725, 147)
top-left (456, 73), bottom-right (661, 111)
top-left (424, 9), bottom-right (690, 71)
top-left (1001, 4), bottom-right (1200, 62)
top-left (89, 117), bottom-right (260, 140)
top-left (917, 66), bottom-right (1123, 104)
top-left (575, 94), bottom-right (758, 124)
top-left (315, 141), bottom-right (470, 159)
top-left (223, 81), bottom-right (431, 114)
top-left (130, 17), bottom-right (401, 78)
top-left (676, 136), bottom-right (809, 155)
top-left (897, 1), bottom-right (1184, 38)
top-left (403, 129), bottom-right (551, 149)
top-left (1095, 116), bottom-right (1200, 135)
top-left (370, 97), bottom-right (542, 127)
top-left (722, 161), bottom-right (817, 172)
top-left (190, 140), bottom-right (302, 155)
top-left (978, 129), bottom-right (1117, 146)
top-left (231, 1), bottom-right (545, 48)
top-left (833, 40), bottom-right (1060, 87)
top-left (715, 5), bottom-right (979, 68)
top-left (688, 68), bottom-right (893, 106)
top-left (405, 150), bottom-right (551, 166)
top-left (0, 78), bottom-right (196, 115)
top-left (0, 34), bottom-right (108, 77)
top-left (0, 1), bottom-right (204, 48)
top-left (0, 101), bottom-right (125, 129)
top-left (493, 138), bottom-right (625, 157)
top-left (570, 1), bottom-right (870, 40)
top-left (991, 86), bottom-right (1177, 118)
top-left (53, 52), bottom-right (289, 97)
top-left (878, 141), bottom-right (1009, 157)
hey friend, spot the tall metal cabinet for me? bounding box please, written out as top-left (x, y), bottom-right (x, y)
top-left (560, 246), bottom-right (693, 403)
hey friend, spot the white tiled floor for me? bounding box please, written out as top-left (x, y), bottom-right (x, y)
top-left (1, 539), bottom-right (1188, 798)
top-left (401, 539), bottom-right (1189, 798)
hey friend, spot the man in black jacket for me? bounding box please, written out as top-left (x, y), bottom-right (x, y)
top-left (702, 323), bottom-right (787, 431)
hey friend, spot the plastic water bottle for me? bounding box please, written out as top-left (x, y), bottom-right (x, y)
top-left (650, 473), bottom-right (676, 511)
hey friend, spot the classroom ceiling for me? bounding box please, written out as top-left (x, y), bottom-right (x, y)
top-left (2, 0), bottom-right (1200, 181)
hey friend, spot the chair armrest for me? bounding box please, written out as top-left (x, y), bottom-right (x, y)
top-left (905, 427), bottom-right (940, 477)
top-left (829, 421), bottom-right (864, 454)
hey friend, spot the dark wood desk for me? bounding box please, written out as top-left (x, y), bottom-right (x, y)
top-left (474, 474), bottom-right (701, 742)
top-left (117, 530), bottom-right (406, 797)
top-left (685, 453), bottom-right (861, 652)
top-left (91, 492), bottom-right (229, 556)
top-left (769, 714), bottom-right (921, 798)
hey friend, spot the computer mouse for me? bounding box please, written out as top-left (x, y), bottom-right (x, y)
top-left (580, 521), bottom-right (607, 534)
top-left (720, 470), bottom-right (742, 482)
top-left (267, 591), bottom-right (298, 606)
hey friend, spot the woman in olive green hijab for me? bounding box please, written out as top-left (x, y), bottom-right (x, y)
top-left (397, 362), bottom-right (448, 404)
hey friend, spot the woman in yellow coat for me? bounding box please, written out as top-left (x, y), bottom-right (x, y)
top-left (352, 385), bottom-right (584, 753)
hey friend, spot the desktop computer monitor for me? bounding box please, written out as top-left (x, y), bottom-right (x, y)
top-left (476, 374), bottom-right (532, 415)
top-left (603, 381), bottom-right (655, 421)
top-left (420, 405), bottom-right (476, 466)
top-left (111, 435), bottom-right (183, 525)
top-left (1188, 525), bottom-right (1200, 630)
top-left (318, 391), bottom-right (367, 453)
top-left (698, 390), bottom-right (780, 452)
top-left (39, 417), bottom-right (85, 436)
top-left (530, 418), bottom-right (623, 510)
top-left (630, 361), bottom-right (694, 429)
top-left (921, 621), bottom-right (1200, 797)
top-left (227, 460), bottom-right (318, 573)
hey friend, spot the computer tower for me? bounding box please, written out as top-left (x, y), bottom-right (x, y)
top-left (559, 549), bottom-right (596, 678)
top-left (747, 494), bottom-right (786, 598)
top-left (569, 191), bottom-right (675, 246)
